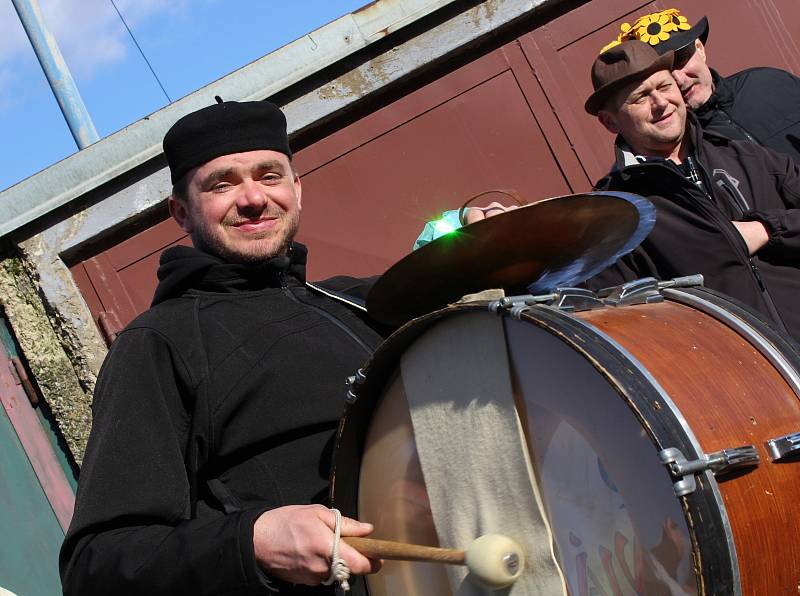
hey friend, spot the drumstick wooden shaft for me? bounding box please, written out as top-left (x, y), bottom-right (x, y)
top-left (343, 537), bottom-right (466, 565)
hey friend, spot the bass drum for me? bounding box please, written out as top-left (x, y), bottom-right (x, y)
top-left (332, 283), bottom-right (800, 595)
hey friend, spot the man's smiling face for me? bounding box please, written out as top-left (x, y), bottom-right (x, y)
top-left (170, 149), bottom-right (302, 263)
top-left (600, 69), bottom-right (687, 158)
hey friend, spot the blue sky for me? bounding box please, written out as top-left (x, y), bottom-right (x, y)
top-left (1, 0), bottom-right (368, 192)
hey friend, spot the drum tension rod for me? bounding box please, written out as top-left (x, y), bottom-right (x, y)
top-left (659, 445), bottom-right (760, 497)
top-left (489, 275), bottom-right (705, 316)
top-left (490, 288), bottom-right (603, 317)
top-left (344, 368), bottom-right (366, 404)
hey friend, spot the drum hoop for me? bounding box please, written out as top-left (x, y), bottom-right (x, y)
top-left (516, 304), bottom-right (740, 596)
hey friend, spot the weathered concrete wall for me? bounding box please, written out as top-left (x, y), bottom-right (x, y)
top-left (0, 254), bottom-right (92, 463)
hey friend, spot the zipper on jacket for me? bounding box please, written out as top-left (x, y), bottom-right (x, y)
top-left (718, 109), bottom-right (758, 144)
top-left (749, 259), bottom-right (767, 292)
top-left (684, 176), bottom-right (788, 332)
top-left (693, 157), bottom-right (749, 216)
top-left (279, 273), bottom-right (373, 355)
top-left (691, 186), bottom-right (789, 332)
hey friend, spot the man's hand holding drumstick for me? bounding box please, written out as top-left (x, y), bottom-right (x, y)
top-left (253, 505), bottom-right (382, 586)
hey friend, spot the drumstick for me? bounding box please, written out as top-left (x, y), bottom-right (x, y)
top-left (344, 537), bottom-right (466, 564)
top-left (344, 534), bottom-right (524, 589)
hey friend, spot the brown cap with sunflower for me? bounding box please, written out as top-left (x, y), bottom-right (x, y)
top-left (599, 9), bottom-right (709, 56)
top-left (585, 40), bottom-right (675, 115)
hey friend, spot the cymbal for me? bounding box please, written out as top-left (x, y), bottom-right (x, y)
top-left (367, 191), bottom-right (655, 326)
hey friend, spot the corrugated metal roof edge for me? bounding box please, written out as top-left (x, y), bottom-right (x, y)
top-left (0, 0), bottom-right (457, 239)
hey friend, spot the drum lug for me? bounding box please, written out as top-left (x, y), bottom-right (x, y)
top-left (552, 288), bottom-right (605, 313)
top-left (600, 275), bottom-right (705, 307)
top-left (603, 278), bottom-right (664, 306)
top-left (659, 445), bottom-right (760, 497)
top-left (489, 288), bottom-right (603, 318)
top-left (766, 432), bottom-right (800, 461)
top-left (345, 368), bottom-right (367, 404)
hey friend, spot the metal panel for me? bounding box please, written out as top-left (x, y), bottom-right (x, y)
top-left (295, 45), bottom-right (576, 280)
top-left (0, 320), bottom-right (73, 596)
top-left (0, 319), bottom-right (76, 530)
top-left (69, 217), bottom-right (190, 333)
top-left (0, 397), bottom-right (66, 596)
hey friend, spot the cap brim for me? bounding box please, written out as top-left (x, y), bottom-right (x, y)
top-left (653, 16), bottom-right (709, 55)
top-left (585, 50), bottom-right (675, 115)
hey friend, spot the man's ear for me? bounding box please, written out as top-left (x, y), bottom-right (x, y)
top-left (293, 171), bottom-right (302, 211)
top-left (598, 110), bottom-right (619, 134)
top-left (696, 39), bottom-right (706, 63)
top-left (168, 196), bottom-right (193, 233)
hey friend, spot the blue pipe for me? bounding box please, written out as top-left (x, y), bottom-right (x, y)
top-left (12, 0), bottom-right (99, 149)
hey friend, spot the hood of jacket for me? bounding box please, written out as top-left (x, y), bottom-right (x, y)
top-left (151, 242), bottom-right (308, 306)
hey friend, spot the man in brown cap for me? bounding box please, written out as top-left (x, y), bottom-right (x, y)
top-left (586, 41), bottom-right (800, 342)
top-left (602, 8), bottom-right (800, 164)
top-left (60, 100), bottom-right (383, 595)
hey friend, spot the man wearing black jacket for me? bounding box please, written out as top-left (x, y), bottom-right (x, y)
top-left (585, 41), bottom-right (800, 341)
top-left (60, 101), bottom-right (382, 594)
top-left (603, 8), bottom-right (800, 164)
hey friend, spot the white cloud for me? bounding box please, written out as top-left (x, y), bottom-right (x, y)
top-left (1, 0), bottom-right (183, 80)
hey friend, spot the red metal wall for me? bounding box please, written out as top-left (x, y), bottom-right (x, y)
top-left (70, 0), bottom-right (800, 342)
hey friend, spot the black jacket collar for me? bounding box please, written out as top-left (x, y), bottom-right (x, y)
top-left (151, 242), bottom-right (307, 306)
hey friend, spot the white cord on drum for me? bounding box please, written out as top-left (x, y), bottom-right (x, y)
top-left (322, 508), bottom-right (351, 592)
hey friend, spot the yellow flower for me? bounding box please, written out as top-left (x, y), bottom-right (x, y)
top-left (600, 38), bottom-right (622, 54)
top-left (672, 14), bottom-right (692, 31)
top-left (635, 12), bottom-right (673, 45)
top-left (655, 9), bottom-right (692, 33)
top-left (618, 22), bottom-right (637, 42)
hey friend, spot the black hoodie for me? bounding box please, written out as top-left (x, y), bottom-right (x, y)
top-left (60, 242), bottom-right (383, 595)
top-left (590, 114), bottom-right (800, 341)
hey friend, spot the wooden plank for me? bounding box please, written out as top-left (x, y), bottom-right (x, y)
top-left (83, 253), bottom-right (140, 330)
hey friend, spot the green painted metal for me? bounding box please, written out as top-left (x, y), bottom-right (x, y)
top-left (0, 392), bottom-right (65, 595)
top-left (0, 318), bottom-right (78, 490)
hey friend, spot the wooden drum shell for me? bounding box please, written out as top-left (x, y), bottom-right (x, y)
top-left (572, 293), bottom-right (800, 596)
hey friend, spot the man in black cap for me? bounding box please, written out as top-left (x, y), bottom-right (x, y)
top-left (602, 8), bottom-right (800, 163)
top-left (60, 100), bottom-right (383, 595)
top-left (586, 41), bottom-right (800, 341)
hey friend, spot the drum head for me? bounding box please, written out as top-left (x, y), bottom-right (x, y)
top-left (352, 310), bottom-right (698, 595)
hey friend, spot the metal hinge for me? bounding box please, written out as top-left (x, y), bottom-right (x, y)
top-left (659, 445), bottom-right (760, 497)
top-left (345, 368), bottom-right (366, 404)
top-left (8, 356), bottom-right (38, 406)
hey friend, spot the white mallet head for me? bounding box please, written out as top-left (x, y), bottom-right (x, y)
top-left (465, 534), bottom-right (525, 589)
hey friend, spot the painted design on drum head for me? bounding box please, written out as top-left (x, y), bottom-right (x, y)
top-left (504, 316), bottom-right (698, 595)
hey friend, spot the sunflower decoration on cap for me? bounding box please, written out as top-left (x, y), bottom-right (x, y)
top-left (600, 8), bottom-right (693, 54)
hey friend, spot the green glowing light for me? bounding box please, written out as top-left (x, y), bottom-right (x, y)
top-left (433, 218), bottom-right (456, 234)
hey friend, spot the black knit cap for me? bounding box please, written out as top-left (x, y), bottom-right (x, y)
top-left (163, 100), bottom-right (292, 184)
